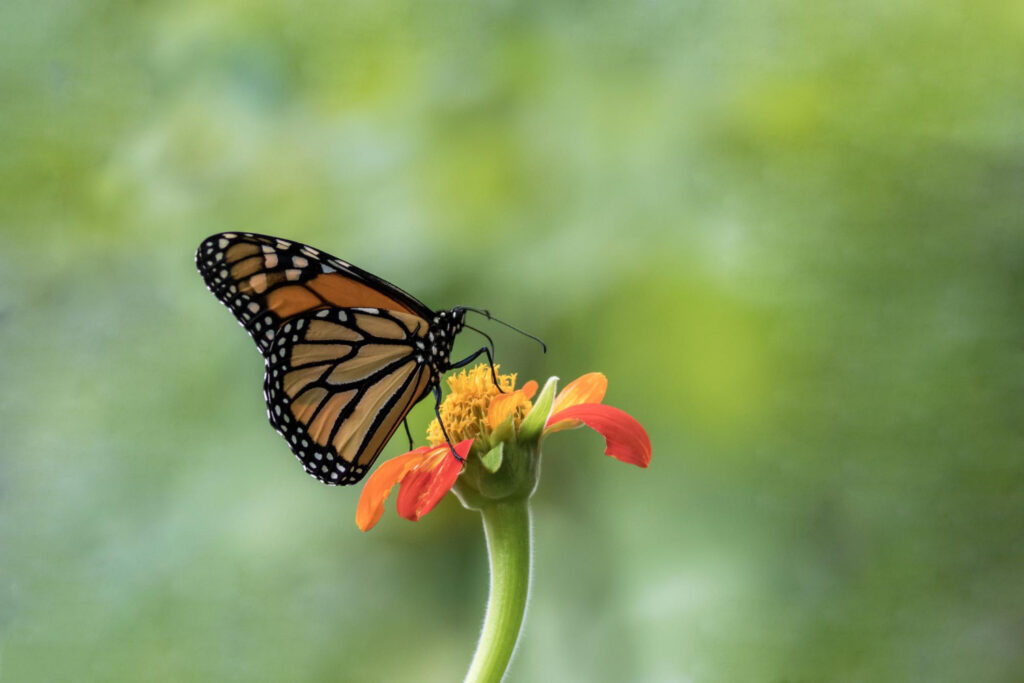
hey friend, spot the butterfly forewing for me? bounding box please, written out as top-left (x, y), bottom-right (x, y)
top-left (196, 232), bottom-right (432, 353)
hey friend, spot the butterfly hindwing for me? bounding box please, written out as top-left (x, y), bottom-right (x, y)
top-left (263, 307), bottom-right (435, 485)
top-left (196, 232), bottom-right (432, 353)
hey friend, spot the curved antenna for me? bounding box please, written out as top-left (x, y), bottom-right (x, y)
top-left (464, 323), bottom-right (496, 358)
top-left (463, 323), bottom-right (503, 391)
top-left (456, 306), bottom-right (547, 353)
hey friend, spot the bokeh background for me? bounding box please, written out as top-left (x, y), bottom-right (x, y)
top-left (2, 0), bottom-right (1022, 681)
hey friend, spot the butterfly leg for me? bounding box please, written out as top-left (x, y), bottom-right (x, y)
top-left (402, 418), bottom-right (414, 451)
top-left (448, 346), bottom-right (505, 393)
top-left (432, 384), bottom-right (465, 462)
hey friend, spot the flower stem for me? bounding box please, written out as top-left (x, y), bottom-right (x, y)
top-left (465, 498), bottom-right (532, 683)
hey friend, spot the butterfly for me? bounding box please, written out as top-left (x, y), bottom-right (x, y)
top-left (195, 232), bottom-right (504, 486)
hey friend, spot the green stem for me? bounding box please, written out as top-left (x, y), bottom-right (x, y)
top-left (464, 498), bottom-right (532, 683)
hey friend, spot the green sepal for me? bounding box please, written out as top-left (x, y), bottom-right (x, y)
top-left (469, 431), bottom-right (492, 460)
top-left (481, 443), bottom-right (504, 473)
top-left (517, 376), bottom-right (558, 445)
top-left (490, 413), bottom-right (516, 446)
top-left (453, 437), bottom-right (541, 508)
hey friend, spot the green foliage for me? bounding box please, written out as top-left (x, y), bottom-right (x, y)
top-left (1, 0), bottom-right (1022, 681)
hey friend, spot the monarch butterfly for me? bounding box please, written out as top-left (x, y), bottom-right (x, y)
top-left (195, 232), bottom-right (542, 486)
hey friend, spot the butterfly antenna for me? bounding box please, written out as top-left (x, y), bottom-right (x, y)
top-left (459, 307), bottom-right (547, 353)
top-left (464, 323), bottom-right (503, 391)
top-left (464, 324), bottom-right (496, 359)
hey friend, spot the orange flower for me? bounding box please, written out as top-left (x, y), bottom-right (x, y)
top-left (356, 366), bottom-right (651, 531)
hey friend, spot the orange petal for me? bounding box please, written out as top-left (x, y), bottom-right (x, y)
top-left (487, 393), bottom-right (518, 430)
top-left (488, 393), bottom-right (522, 430)
top-left (396, 439), bottom-right (474, 521)
top-left (486, 380), bottom-right (540, 429)
top-left (356, 447), bottom-right (433, 531)
top-left (552, 372), bottom-right (607, 410)
top-left (545, 404), bottom-right (651, 467)
top-left (520, 380), bottom-right (538, 401)
top-left (546, 372), bottom-right (608, 433)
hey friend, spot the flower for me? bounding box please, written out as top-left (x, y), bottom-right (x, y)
top-left (356, 365), bottom-right (652, 531)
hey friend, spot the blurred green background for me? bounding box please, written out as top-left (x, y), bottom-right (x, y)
top-left (2, 0), bottom-right (1022, 681)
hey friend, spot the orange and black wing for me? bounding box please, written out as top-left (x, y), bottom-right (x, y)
top-left (196, 232), bottom-right (433, 353)
top-left (263, 307), bottom-right (435, 485)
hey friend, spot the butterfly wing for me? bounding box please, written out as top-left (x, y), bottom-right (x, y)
top-left (263, 307), bottom-right (435, 485)
top-left (196, 232), bottom-right (433, 353)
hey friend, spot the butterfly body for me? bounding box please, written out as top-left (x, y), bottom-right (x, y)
top-left (196, 232), bottom-right (473, 485)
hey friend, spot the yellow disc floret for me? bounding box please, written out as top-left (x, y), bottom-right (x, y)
top-left (428, 364), bottom-right (533, 446)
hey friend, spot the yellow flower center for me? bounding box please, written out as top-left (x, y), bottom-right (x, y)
top-left (427, 364), bottom-right (533, 446)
